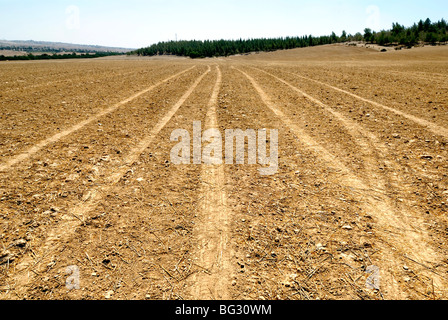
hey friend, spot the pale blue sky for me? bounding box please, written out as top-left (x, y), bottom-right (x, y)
top-left (0, 0), bottom-right (447, 49)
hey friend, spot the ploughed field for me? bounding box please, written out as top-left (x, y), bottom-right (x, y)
top-left (1, 45), bottom-right (448, 300)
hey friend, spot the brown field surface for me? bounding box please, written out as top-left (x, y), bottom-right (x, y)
top-left (1, 44), bottom-right (448, 300)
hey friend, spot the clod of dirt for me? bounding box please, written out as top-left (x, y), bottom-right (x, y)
top-left (43, 208), bottom-right (59, 217)
top-left (0, 251), bottom-right (15, 265)
top-left (14, 239), bottom-right (27, 248)
top-left (105, 290), bottom-right (114, 299)
top-left (65, 174), bottom-right (79, 182)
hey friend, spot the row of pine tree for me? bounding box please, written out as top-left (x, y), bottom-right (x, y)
top-left (132, 18), bottom-right (448, 59)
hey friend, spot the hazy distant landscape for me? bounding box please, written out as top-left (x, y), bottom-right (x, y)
top-left (1, 18), bottom-right (446, 61)
top-left (0, 40), bottom-right (133, 57)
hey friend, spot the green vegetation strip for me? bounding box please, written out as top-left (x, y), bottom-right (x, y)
top-left (0, 52), bottom-right (123, 61)
top-left (132, 18), bottom-right (448, 58)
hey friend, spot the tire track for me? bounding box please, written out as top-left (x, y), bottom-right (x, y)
top-left (274, 69), bottom-right (448, 139)
top-left (250, 67), bottom-right (412, 194)
top-left (386, 70), bottom-right (448, 82)
top-left (2, 69), bottom-right (144, 94)
top-left (0, 66), bottom-right (196, 172)
top-left (1, 63), bottom-right (146, 93)
top-left (251, 67), bottom-right (383, 155)
top-left (235, 67), bottom-right (447, 299)
top-left (254, 67), bottom-right (448, 200)
top-left (190, 66), bottom-right (232, 300)
top-left (2, 66), bottom-right (211, 299)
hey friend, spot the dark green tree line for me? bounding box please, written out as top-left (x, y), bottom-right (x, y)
top-left (133, 18), bottom-right (447, 58)
top-left (366, 18), bottom-right (448, 47)
top-left (132, 35), bottom-right (341, 59)
top-left (0, 52), bottom-right (122, 61)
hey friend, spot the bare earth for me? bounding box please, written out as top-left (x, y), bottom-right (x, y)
top-left (0, 44), bottom-right (448, 300)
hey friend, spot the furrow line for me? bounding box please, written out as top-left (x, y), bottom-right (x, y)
top-left (235, 67), bottom-right (447, 299)
top-left (0, 66), bottom-right (197, 172)
top-left (191, 66), bottom-right (232, 300)
top-left (2, 66), bottom-right (211, 299)
top-left (274, 69), bottom-right (448, 139)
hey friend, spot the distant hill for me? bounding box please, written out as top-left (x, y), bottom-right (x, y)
top-left (0, 40), bottom-right (134, 54)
